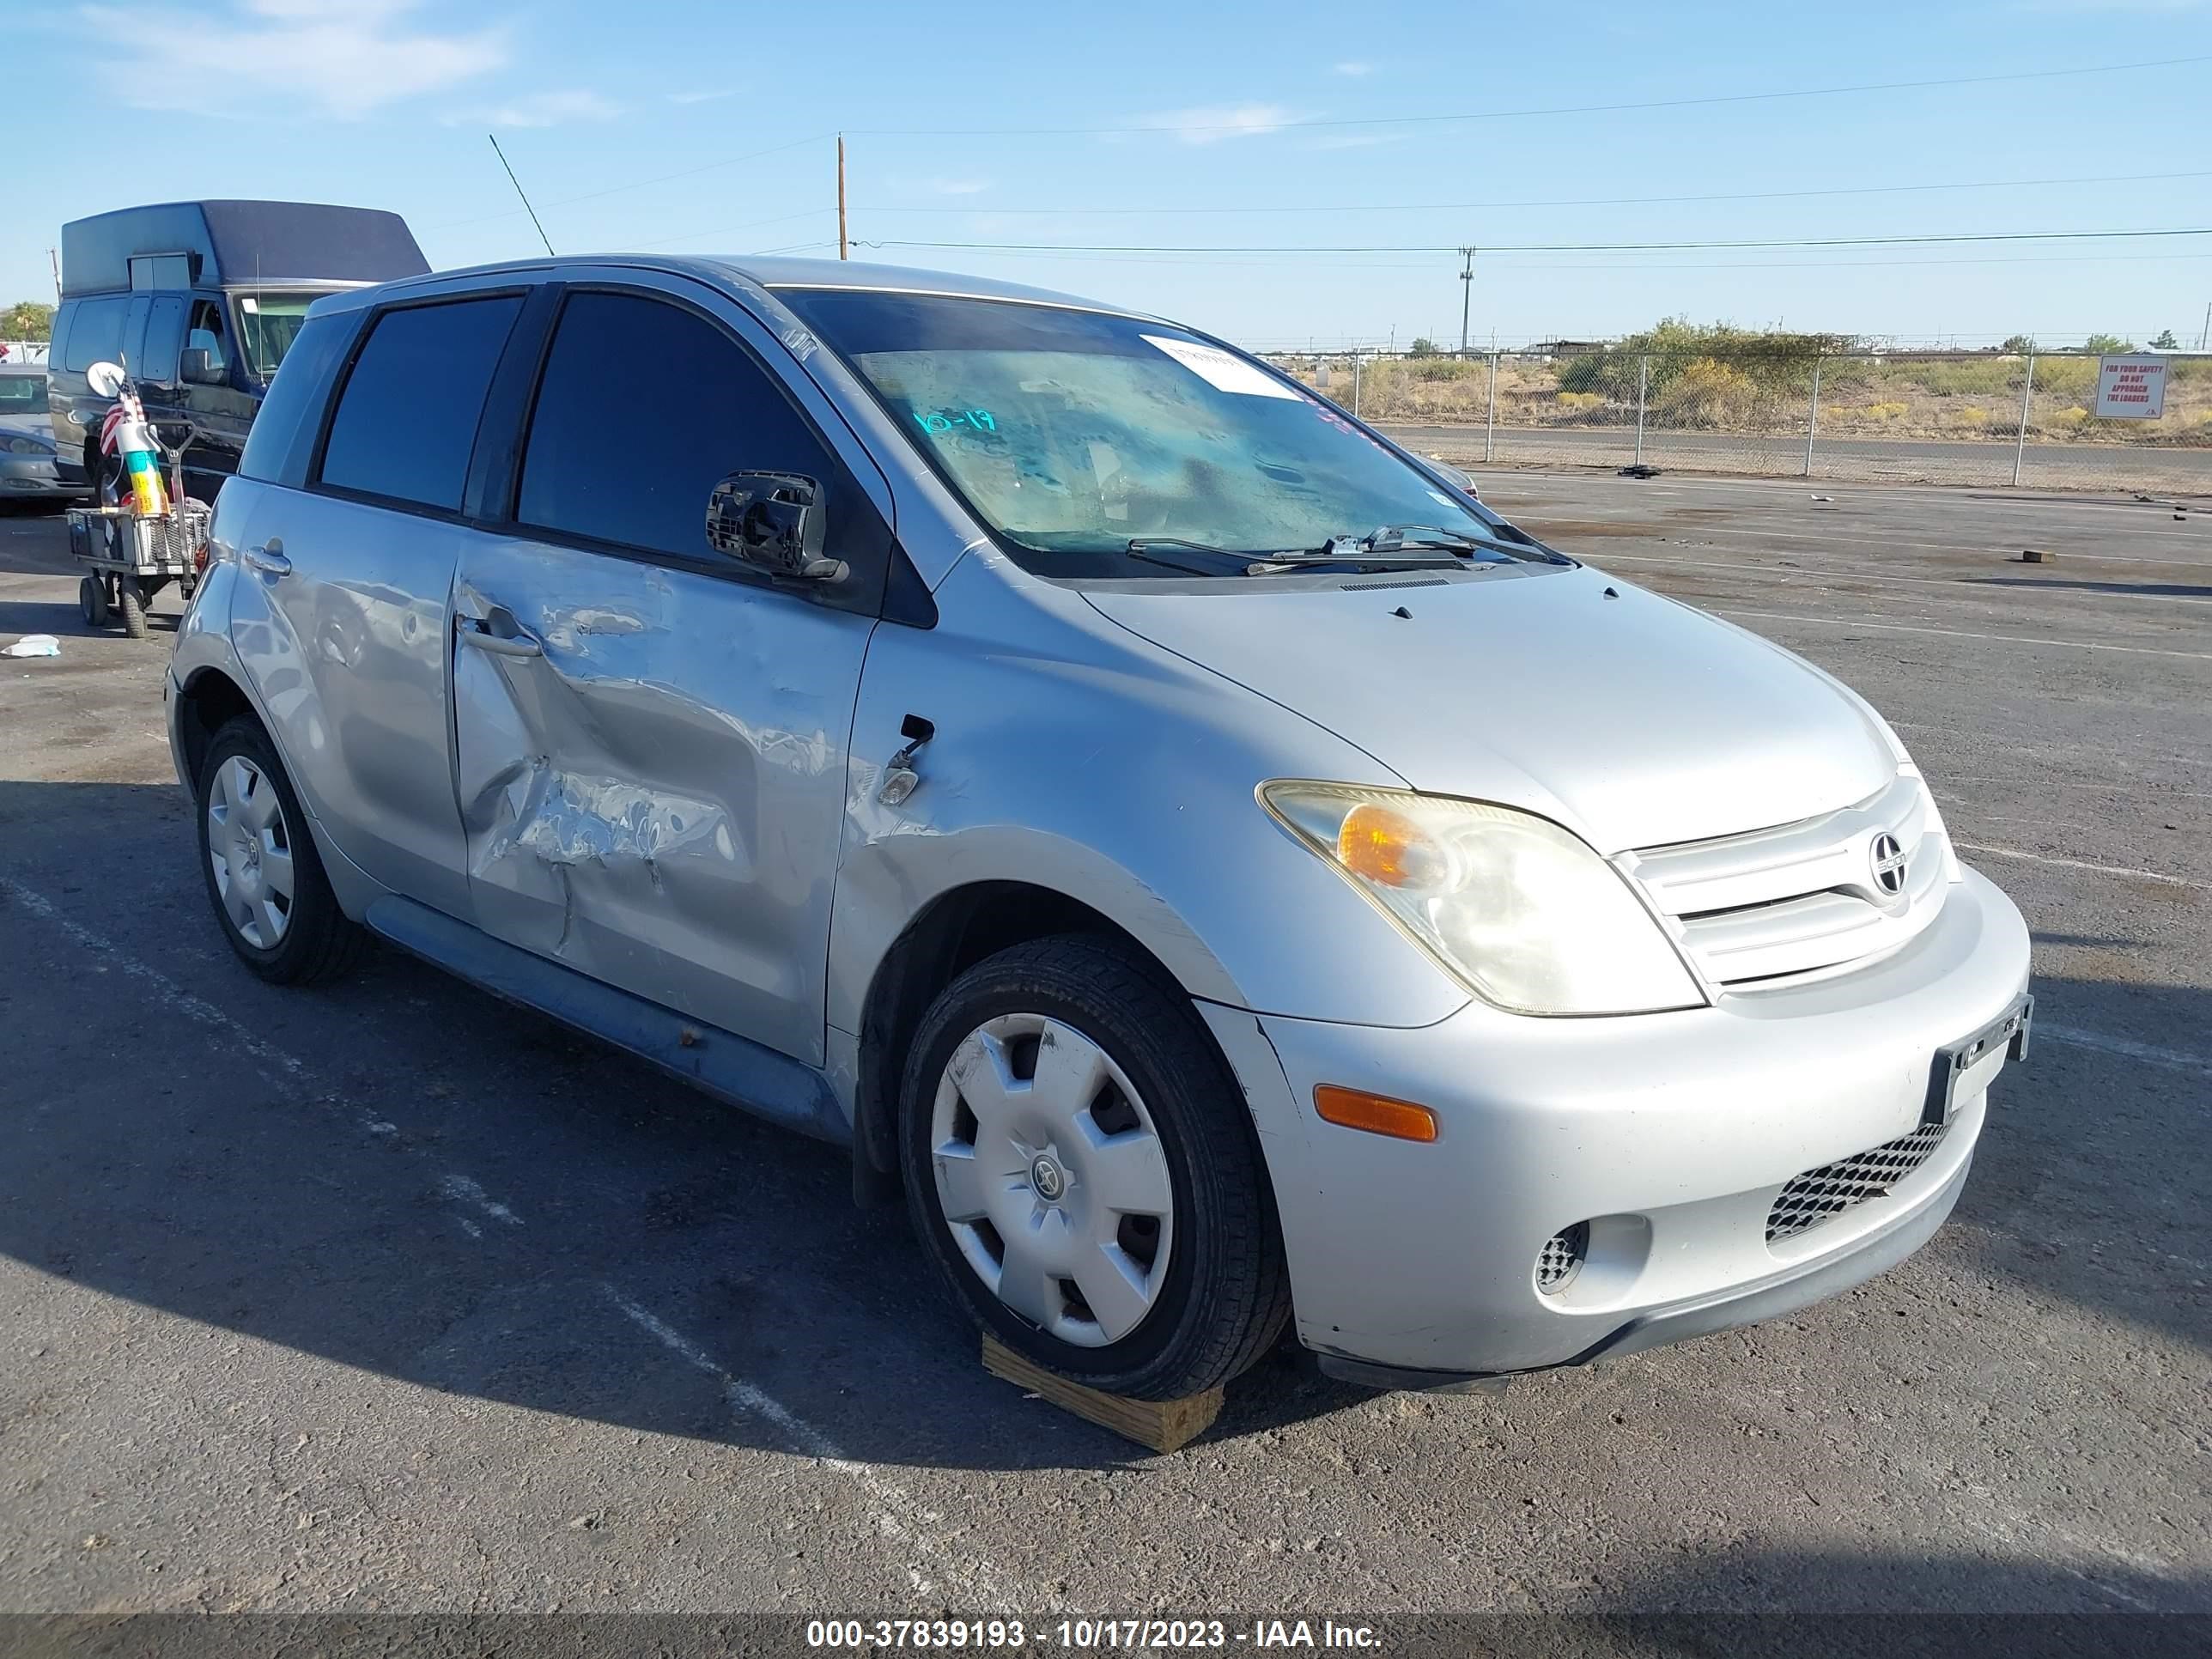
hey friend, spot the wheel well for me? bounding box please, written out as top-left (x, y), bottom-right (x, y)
top-left (851, 882), bottom-right (1182, 1204)
top-left (174, 668), bottom-right (258, 787)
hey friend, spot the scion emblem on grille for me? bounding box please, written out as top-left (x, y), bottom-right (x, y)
top-left (1869, 831), bottom-right (1908, 896)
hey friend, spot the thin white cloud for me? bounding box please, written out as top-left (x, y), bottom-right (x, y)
top-left (1136, 102), bottom-right (1297, 145)
top-left (467, 88), bottom-right (621, 129)
top-left (924, 177), bottom-right (993, 196)
top-left (667, 88), bottom-right (734, 106)
top-left (82, 0), bottom-right (506, 119)
top-left (1333, 60), bottom-right (1376, 76)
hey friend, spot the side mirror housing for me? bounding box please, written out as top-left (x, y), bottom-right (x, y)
top-left (705, 472), bottom-right (847, 582)
top-left (85, 361), bottom-right (126, 398)
top-left (180, 349), bottom-right (224, 386)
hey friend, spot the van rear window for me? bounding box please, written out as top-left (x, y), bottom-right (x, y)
top-left (62, 297), bottom-right (126, 374)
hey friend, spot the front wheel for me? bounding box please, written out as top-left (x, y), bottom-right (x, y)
top-left (899, 936), bottom-right (1291, 1401)
top-left (78, 575), bottom-right (108, 629)
top-left (116, 575), bottom-right (148, 639)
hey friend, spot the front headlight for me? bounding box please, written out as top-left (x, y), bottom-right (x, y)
top-left (2, 435), bottom-right (54, 456)
top-left (1261, 782), bottom-right (1706, 1016)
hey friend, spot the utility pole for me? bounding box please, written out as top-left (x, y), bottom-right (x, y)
top-left (1457, 247), bottom-right (1476, 356)
top-left (48, 247), bottom-right (62, 303)
top-left (2201, 299), bottom-right (2210, 351)
top-left (837, 136), bottom-right (849, 260)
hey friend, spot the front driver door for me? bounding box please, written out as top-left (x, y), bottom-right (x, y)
top-left (449, 277), bottom-right (894, 1066)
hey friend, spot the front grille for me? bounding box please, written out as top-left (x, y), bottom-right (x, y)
top-left (1535, 1222), bottom-right (1589, 1294)
top-left (1766, 1121), bottom-right (1949, 1244)
top-left (1621, 770), bottom-right (1948, 989)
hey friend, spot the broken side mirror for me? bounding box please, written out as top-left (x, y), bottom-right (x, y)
top-left (86, 361), bottom-right (126, 398)
top-left (705, 471), bottom-right (847, 583)
top-left (179, 349), bottom-right (224, 386)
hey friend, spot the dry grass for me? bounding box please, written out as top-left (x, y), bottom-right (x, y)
top-left (1294, 353), bottom-right (2212, 447)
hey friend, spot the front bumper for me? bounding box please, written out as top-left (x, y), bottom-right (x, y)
top-left (0, 456), bottom-right (81, 498)
top-left (1203, 865), bottom-right (2032, 1380)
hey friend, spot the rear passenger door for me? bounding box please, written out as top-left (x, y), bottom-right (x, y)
top-left (449, 276), bottom-right (894, 1066)
top-left (228, 287), bottom-right (528, 921)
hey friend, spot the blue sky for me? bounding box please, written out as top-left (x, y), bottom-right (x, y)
top-left (12, 0), bottom-right (2211, 348)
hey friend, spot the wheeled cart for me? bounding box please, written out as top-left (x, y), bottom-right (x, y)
top-left (66, 501), bottom-right (211, 641)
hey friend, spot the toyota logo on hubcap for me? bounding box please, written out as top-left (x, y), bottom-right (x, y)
top-left (1869, 832), bottom-right (1908, 896)
top-left (1030, 1154), bottom-right (1066, 1201)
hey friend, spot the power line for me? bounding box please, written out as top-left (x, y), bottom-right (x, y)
top-left (860, 227), bottom-right (2212, 257)
top-left (852, 168), bottom-right (2212, 219)
top-left (844, 53), bottom-right (2212, 138)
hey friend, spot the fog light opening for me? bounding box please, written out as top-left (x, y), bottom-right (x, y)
top-left (1535, 1222), bottom-right (1591, 1296)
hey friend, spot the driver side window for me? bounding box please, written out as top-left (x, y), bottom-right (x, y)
top-left (187, 300), bottom-right (228, 374)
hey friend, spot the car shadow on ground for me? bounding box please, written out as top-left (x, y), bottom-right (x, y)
top-left (1594, 1545), bottom-right (2210, 1624)
top-left (0, 779), bottom-right (2206, 1481)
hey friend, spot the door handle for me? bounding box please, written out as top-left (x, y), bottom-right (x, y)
top-left (456, 613), bottom-right (543, 658)
top-left (242, 544), bottom-right (290, 576)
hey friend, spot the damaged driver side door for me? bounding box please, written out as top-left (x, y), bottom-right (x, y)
top-left (449, 279), bottom-right (895, 1068)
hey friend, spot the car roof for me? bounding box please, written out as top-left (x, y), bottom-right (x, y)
top-left (330, 253), bottom-right (1155, 322)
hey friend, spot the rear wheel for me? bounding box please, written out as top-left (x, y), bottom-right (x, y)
top-left (78, 575), bottom-right (108, 629)
top-left (900, 935), bottom-right (1291, 1401)
top-left (195, 718), bottom-right (365, 985)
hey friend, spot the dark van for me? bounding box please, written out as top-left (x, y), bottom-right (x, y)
top-left (48, 200), bottom-right (428, 499)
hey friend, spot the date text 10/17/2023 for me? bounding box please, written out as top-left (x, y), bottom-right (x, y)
top-left (805, 1619), bottom-right (1382, 1650)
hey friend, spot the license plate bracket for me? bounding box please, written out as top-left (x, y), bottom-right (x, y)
top-left (1923, 993), bottom-right (2033, 1125)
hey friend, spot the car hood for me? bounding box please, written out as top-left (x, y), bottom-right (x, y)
top-left (1081, 562), bottom-right (1897, 854)
top-left (0, 412), bottom-right (53, 444)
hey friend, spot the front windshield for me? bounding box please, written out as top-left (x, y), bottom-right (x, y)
top-left (0, 374), bottom-right (44, 415)
top-left (775, 289), bottom-right (1531, 574)
top-left (232, 290), bottom-right (335, 379)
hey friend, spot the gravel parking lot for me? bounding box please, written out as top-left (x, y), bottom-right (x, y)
top-left (1, 473), bottom-right (2207, 1624)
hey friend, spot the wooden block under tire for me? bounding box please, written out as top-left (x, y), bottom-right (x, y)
top-left (981, 1334), bottom-right (1223, 1453)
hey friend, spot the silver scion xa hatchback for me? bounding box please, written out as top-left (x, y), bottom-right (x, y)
top-left (167, 258), bottom-right (2033, 1399)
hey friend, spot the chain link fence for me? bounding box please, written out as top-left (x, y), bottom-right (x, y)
top-left (1265, 346), bottom-right (2212, 495)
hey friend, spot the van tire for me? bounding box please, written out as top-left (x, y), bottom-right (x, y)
top-left (898, 934), bottom-right (1291, 1401)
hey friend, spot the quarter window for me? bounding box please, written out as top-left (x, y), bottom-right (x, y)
top-left (518, 291), bottom-right (842, 562)
top-left (319, 295), bottom-right (524, 512)
top-left (63, 296), bottom-right (126, 373)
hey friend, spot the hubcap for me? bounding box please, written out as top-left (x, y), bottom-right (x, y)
top-left (205, 755), bottom-right (295, 950)
top-left (929, 1012), bottom-right (1174, 1348)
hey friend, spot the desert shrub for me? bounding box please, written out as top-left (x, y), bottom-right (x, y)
top-left (1409, 356), bottom-right (1486, 383)
top-left (2033, 358), bottom-right (2096, 399)
top-left (1868, 401), bottom-right (1910, 421)
top-left (1955, 405), bottom-right (1990, 426)
top-left (1555, 391), bottom-right (1603, 410)
top-left (1914, 361), bottom-right (2013, 398)
top-left (2047, 405), bottom-right (2090, 429)
top-left (1656, 357), bottom-right (1760, 428)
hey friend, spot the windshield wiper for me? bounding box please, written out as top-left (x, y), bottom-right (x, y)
top-left (1125, 538), bottom-right (1259, 576)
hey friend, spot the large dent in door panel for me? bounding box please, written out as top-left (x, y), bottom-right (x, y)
top-left (451, 550), bottom-right (864, 1066)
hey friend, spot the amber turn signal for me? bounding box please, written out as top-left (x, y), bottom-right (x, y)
top-left (1313, 1085), bottom-right (1440, 1143)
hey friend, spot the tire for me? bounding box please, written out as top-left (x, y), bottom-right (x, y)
top-left (899, 935), bottom-right (1291, 1401)
top-left (195, 717), bottom-right (366, 986)
top-left (117, 576), bottom-right (149, 640)
top-left (79, 575), bottom-right (108, 629)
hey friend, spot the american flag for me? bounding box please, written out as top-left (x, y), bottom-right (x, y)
top-left (97, 400), bottom-right (133, 458)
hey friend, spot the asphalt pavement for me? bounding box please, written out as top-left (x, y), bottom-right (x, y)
top-left (0, 476), bottom-right (2207, 1622)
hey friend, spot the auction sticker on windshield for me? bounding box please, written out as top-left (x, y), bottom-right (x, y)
top-left (1142, 335), bottom-right (1303, 400)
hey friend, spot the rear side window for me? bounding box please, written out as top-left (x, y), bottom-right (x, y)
top-left (239, 313), bottom-right (356, 485)
top-left (319, 295), bottom-right (524, 512)
top-left (140, 296), bottom-right (186, 383)
top-left (518, 291), bottom-right (842, 561)
top-left (62, 297), bottom-right (126, 373)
